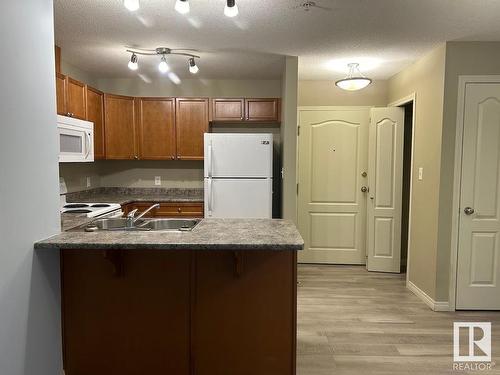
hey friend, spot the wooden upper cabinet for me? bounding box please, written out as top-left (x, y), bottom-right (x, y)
top-left (56, 72), bottom-right (67, 115)
top-left (86, 86), bottom-right (105, 159)
top-left (104, 94), bottom-right (136, 159)
top-left (211, 98), bottom-right (245, 122)
top-left (245, 98), bottom-right (280, 122)
top-left (137, 98), bottom-right (176, 160)
top-left (66, 77), bottom-right (87, 120)
top-left (175, 98), bottom-right (209, 160)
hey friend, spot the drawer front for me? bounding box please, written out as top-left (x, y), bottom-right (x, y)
top-left (123, 202), bottom-right (204, 218)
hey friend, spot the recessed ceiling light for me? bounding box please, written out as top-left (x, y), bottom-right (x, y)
top-left (123, 0), bottom-right (140, 12)
top-left (224, 0), bottom-right (239, 17)
top-left (175, 0), bottom-right (190, 14)
top-left (335, 63), bottom-right (372, 91)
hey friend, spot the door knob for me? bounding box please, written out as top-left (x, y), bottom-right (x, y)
top-left (464, 207), bottom-right (475, 215)
top-left (361, 186), bottom-right (369, 193)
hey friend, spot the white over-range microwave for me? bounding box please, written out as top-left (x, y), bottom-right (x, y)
top-left (57, 115), bottom-right (94, 163)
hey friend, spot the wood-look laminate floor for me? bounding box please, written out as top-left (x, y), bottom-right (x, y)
top-left (297, 265), bottom-right (500, 375)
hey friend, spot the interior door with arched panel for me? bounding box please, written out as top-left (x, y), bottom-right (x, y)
top-left (298, 109), bottom-right (369, 264)
top-left (366, 107), bottom-right (405, 273)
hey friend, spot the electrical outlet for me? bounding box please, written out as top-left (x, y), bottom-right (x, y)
top-left (154, 176), bottom-right (161, 186)
top-left (418, 167), bottom-right (423, 181)
top-left (86, 176), bottom-right (91, 188)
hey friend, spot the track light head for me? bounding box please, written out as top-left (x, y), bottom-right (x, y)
top-left (128, 53), bottom-right (138, 70)
top-left (188, 58), bottom-right (199, 74)
top-left (175, 0), bottom-right (190, 14)
top-left (123, 0), bottom-right (140, 11)
top-left (158, 55), bottom-right (169, 73)
top-left (224, 0), bottom-right (239, 17)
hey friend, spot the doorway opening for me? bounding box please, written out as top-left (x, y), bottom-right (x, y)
top-left (400, 101), bottom-right (414, 273)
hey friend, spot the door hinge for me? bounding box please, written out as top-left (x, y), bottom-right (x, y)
top-left (297, 126), bottom-right (300, 136)
top-left (296, 183), bottom-right (299, 195)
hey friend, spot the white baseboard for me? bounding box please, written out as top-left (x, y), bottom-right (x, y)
top-left (407, 280), bottom-right (451, 311)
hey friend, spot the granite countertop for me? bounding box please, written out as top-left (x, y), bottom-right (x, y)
top-left (36, 219), bottom-right (304, 251)
top-left (60, 187), bottom-right (204, 231)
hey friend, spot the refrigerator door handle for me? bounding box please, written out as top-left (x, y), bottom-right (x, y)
top-left (207, 177), bottom-right (213, 217)
top-left (207, 141), bottom-right (213, 178)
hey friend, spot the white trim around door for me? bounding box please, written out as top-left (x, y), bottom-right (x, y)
top-left (449, 75), bottom-right (500, 311)
top-left (388, 93), bottom-right (417, 287)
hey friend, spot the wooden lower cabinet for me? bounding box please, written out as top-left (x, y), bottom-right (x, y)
top-left (62, 250), bottom-right (191, 375)
top-left (193, 251), bottom-right (296, 375)
top-left (122, 202), bottom-right (204, 218)
top-left (61, 250), bottom-right (297, 375)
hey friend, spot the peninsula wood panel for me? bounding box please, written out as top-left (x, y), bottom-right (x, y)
top-left (104, 94), bottom-right (136, 159)
top-left (175, 98), bottom-right (209, 160)
top-left (66, 77), bottom-right (87, 120)
top-left (193, 251), bottom-right (296, 375)
top-left (137, 97), bottom-right (176, 160)
top-left (56, 72), bottom-right (67, 115)
top-left (61, 250), bottom-right (191, 375)
top-left (86, 86), bottom-right (105, 159)
top-left (212, 98), bottom-right (245, 121)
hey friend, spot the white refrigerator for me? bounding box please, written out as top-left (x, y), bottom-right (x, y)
top-left (204, 133), bottom-right (273, 218)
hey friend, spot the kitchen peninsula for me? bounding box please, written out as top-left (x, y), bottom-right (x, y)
top-left (35, 218), bottom-right (303, 375)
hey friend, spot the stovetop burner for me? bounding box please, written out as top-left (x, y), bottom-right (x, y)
top-left (66, 209), bottom-right (92, 214)
top-left (64, 203), bottom-right (90, 208)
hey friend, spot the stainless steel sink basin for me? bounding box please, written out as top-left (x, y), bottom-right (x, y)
top-left (138, 218), bottom-right (201, 231)
top-left (83, 217), bottom-right (200, 232)
top-left (84, 218), bottom-right (147, 232)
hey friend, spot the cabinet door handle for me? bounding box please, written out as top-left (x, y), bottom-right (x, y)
top-left (134, 155), bottom-right (138, 160)
top-left (177, 207), bottom-right (182, 213)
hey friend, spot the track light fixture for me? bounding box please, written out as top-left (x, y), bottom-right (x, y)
top-left (224, 0), bottom-right (239, 17)
top-left (128, 53), bottom-right (138, 70)
top-left (123, 0), bottom-right (140, 11)
top-left (175, 0), bottom-right (190, 14)
top-left (126, 47), bottom-right (201, 75)
top-left (188, 58), bottom-right (199, 74)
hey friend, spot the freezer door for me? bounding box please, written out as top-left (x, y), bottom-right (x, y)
top-left (205, 178), bottom-right (272, 218)
top-left (204, 133), bottom-right (273, 178)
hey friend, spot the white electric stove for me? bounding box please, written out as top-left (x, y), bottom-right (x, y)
top-left (61, 203), bottom-right (122, 218)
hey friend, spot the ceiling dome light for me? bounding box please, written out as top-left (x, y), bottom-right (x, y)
top-left (188, 58), bottom-right (199, 74)
top-left (123, 0), bottom-right (140, 11)
top-left (175, 0), bottom-right (190, 14)
top-left (224, 0), bottom-right (239, 17)
top-left (335, 63), bottom-right (372, 91)
top-left (158, 55), bottom-right (169, 73)
top-left (128, 53), bottom-right (138, 70)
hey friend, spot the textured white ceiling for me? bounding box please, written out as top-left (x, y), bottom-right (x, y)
top-left (54, 0), bottom-right (500, 80)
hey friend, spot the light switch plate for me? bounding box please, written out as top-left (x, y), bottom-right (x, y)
top-left (154, 176), bottom-right (161, 186)
top-left (418, 167), bottom-right (423, 181)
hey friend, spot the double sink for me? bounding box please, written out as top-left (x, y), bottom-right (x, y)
top-left (84, 217), bottom-right (201, 232)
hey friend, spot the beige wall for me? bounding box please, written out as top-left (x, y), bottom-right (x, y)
top-left (298, 80), bottom-right (388, 106)
top-left (387, 44), bottom-right (447, 300)
top-left (96, 78), bottom-right (281, 98)
top-left (434, 42), bottom-right (500, 300)
top-left (61, 59), bottom-right (99, 87)
top-left (281, 56), bottom-right (299, 222)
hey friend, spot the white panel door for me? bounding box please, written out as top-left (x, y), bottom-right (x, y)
top-left (457, 83), bottom-right (500, 310)
top-left (366, 107), bottom-right (404, 273)
top-left (204, 133), bottom-right (273, 178)
top-left (204, 178), bottom-right (272, 218)
top-left (298, 109), bottom-right (369, 264)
